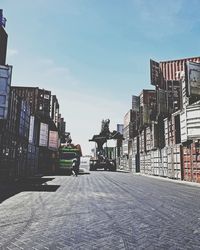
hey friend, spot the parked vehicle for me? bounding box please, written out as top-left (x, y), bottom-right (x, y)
top-left (58, 146), bottom-right (81, 175)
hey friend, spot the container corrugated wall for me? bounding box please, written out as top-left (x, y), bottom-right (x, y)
top-left (182, 143), bottom-right (200, 183)
top-left (167, 144), bottom-right (182, 179)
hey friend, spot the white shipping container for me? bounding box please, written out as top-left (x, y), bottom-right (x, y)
top-left (164, 118), bottom-right (169, 147)
top-left (29, 116), bottom-right (35, 144)
top-left (146, 126), bottom-right (152, 151)
top-left (151, 148), bottom-right (168, 177)
top-left (139, 129), bottom-right (146, 153)
top-left (167, 145), bottom-right (181, 179)
top-left (180, 101), bottom-right (200, 142)
top-left (39, 123), bottom-right (49, 147)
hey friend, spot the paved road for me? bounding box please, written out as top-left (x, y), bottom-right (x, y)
top-left (1, 170), bottom-right (200, 249)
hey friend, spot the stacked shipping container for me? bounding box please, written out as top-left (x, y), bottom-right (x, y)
top-left (121, 56), bottom-right (200, 182)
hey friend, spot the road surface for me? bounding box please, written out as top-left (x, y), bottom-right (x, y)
top-left (0, 166), bottom-right (200, 249)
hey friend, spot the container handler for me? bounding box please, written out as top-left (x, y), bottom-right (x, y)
top-left (89, 119), bottom-right (123, 171)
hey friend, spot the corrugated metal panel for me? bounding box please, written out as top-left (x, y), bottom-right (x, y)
top-left (139, 129), bottom-right (146, 153)
top-left (151, 148), bottom-right (168, 177)
top-left (167, 144), bottom-right (181, 179)
top-left (164, 118), bottom-right (169, 146)
top-left (122, 139), bottom-right (128, 155)
top-left (159, 57), bottom-right (200, 81)
top-left (48, 130), bottom-right (59, 150)
top-left (182, 143), bottom-right (200, 183)
top-left (146, 126), bottom-right (152, 152)
top-left (0, 65), bottom-right (12, 119)
top-left (166, 80), bottom-right (181, 114)
top-left (180, 102), bottom-right (200, 142)
top-left (140, 153), bottom-right (145, 174)
top-left (132, 136), bottom-right (138, 155)
top-left (39, 123), bottom-right (49, 147)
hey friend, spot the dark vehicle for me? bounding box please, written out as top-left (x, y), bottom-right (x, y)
top-left (89, 119), bottom-right (123, 171)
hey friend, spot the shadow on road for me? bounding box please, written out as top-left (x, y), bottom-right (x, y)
top-left (0, 177), bottom-right (60, 204)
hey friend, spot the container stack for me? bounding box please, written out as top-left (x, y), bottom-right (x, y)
top-left (120, 56), bottom-right (200, 183)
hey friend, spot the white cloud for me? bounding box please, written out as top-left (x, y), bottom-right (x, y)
top-left (7, 49), bottom-right (19, 57)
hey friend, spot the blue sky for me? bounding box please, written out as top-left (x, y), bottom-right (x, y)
top-left (2, 0), bottom-right (200, 154)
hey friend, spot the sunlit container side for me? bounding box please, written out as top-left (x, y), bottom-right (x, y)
top-left (139, 152), bottom-right (145, 174)
top-left (124, 110), bottom-right (133, 128)
top-left (151, 148), bottom-right (168, 177)
top-left (164, 118), bottom-right (169, 147)
top-left (145, 151), bottom-right (151, 175)
top-left (139, 129), bottom-right (146, 153)
top-left (122, 139), bottom-right (128, 155)
top-left (167, 144), bottom-right (182, 180)
top-left (180, 101), bottom-right (200, 143)
top-left (39, 122), bottom-right (49, 147)
top-left (151, 150), bottom-right (158, 176)
top-left (146, 126), bottom-right (152, 152)
top-left (162, 147), bottom-right (168, 177)
top-left (0, 65), bottom-right (12, 120)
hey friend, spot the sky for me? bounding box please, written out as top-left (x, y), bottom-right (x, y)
top-left (1, 0), bottom-right (200, 155)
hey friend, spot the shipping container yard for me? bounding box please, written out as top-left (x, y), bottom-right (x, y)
top-left (1, 6), bottom-right (200, 186)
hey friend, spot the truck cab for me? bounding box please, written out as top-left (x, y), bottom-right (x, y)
top-left (58, 147), bottom-right (80, 175)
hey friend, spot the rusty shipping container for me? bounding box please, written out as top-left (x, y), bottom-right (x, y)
top-left (150, 56), bottom-right (200, 91)
top-left (182, 142), bottom-right (200, 183)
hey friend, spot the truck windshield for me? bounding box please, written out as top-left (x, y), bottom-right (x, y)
top-left (60, 152), bottom-right (77, 160)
